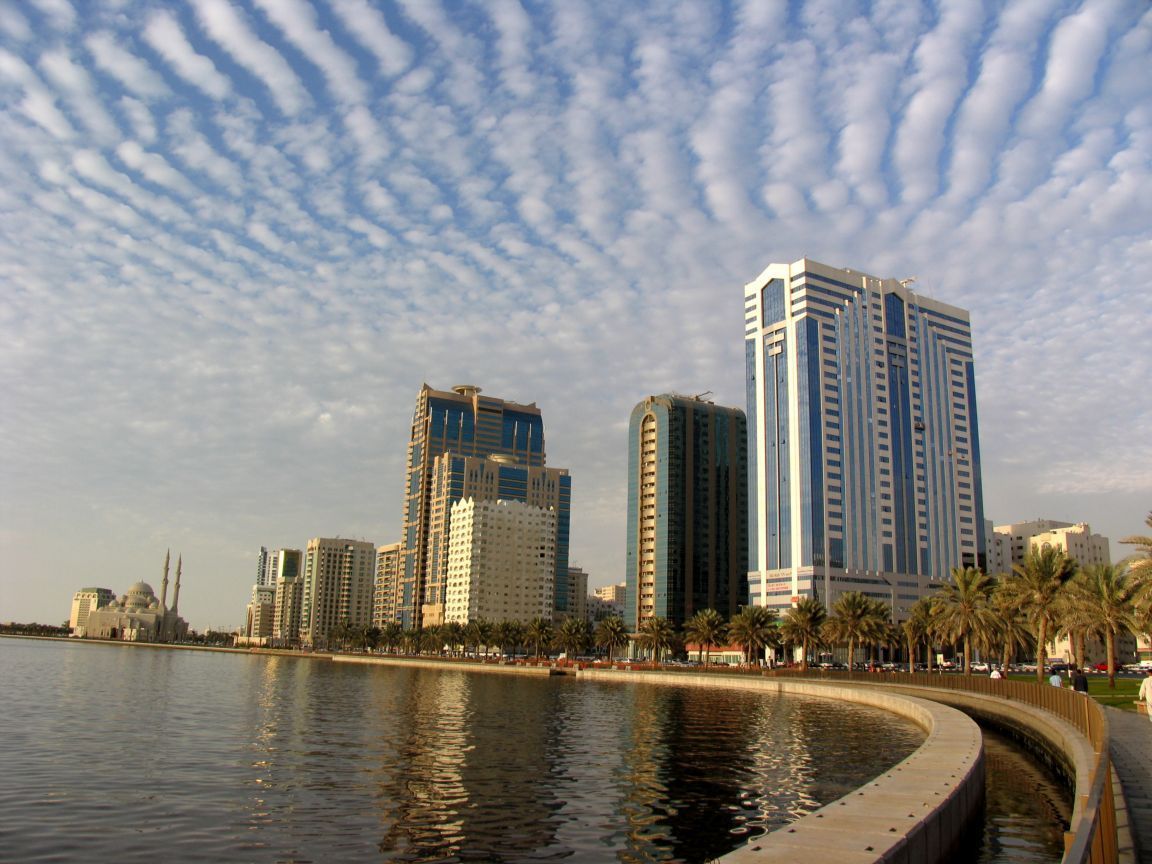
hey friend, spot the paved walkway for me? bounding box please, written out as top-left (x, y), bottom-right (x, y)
top-left (1107, 706), bottom-right (1151, 863)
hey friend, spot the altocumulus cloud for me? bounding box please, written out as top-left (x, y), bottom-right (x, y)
top-left (1, 0), bottom-right (1150, 627)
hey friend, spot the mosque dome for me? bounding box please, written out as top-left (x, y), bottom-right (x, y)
top-left (125, 582), bottom-right (157, 608)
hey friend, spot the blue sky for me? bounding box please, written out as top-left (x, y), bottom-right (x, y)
top-left (1, 0), bottom-right (1149, 629)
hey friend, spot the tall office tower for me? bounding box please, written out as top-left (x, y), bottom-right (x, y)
top-left (300, 538), bottom-right (377, 647)
top-left (272, 569), bottom-right (303, 647)
top-left (444, 498), bottom-right (556, 625)
top-left (372, 542), bottom-right (402, 628)
top-left (745, 258), bottom-right (985, 620)
top-left (422, 453), bottom-right (572, 626)
top-left (625, 394), bottom-right (748, 630)
top-left (256, 546), bottom-right (275, 587)
top-left (395, 384), bottom-right (547, 629)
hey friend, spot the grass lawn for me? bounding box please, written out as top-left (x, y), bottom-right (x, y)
top-left (1008, 672), bottom-right (1143, 711)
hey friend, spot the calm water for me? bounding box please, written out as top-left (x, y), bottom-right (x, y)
top-left (0, 639), bottom-right (926, 863)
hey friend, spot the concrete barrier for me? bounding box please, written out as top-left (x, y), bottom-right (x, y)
top-left (578, 670), bottom-right (984, 863)
top-left (332, 654), bottom-right (559, 675)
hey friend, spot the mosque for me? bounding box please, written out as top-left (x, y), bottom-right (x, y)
top-left (80, 551), bottom-right (189, 643)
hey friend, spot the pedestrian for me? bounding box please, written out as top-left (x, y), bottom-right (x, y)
top-left (1072, 667), bottom-right (1089, 694)
top-left (1048, 669), bottom-right (1063, 687)
top-left (1139, 670), bottom-right (1152, 722)
top-left (989, 667), bottom-right (1002, 680)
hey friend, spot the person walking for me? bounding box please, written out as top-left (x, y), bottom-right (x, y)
top-left (989, 667), bottom-right (1002, 680)
top-left (1049, 669), bottom-right (1063, 687)
top-left (1139, 669), bottom-right (1152, 721)
top-left (1072, 667), bottom-right (1089, 694)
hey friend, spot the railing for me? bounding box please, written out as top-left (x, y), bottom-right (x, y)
top-left (764, 669), bottom-right (1116, 864)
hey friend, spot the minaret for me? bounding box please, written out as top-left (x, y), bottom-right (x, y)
top-left (171, 556), bottom-right (182, 615)
top-left (159, 549), bottom-right (170, 611)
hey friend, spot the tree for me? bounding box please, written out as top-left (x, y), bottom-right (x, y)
top-left (989, 584), bottom-right (1033, 673)
top-left (443, 620), bottom-right (465, 656)
top-left (932, 567), bottom-right (997, 674)
top-left (823, 592), bottom-right (889, 672)
top-left (555, 617), bottom-right (592, 658)
top-left (493, 619), bottom-right (524, 657)
top-left (635, 617), bottom-right (676, 663)
top-left (683, 609), bottom-right (728, 665)
top-left (594, 616), bottom-right (630, 663)
top-left (1119, 512), bottom-right (1152, 582)
top-left (779, 597), bottom-right (827, 671)
top-left (727, 606), bottom-right (779, 666)
top-left (1004, 545), bottom-right (1077, 682)
top-left (1069, 564), bottom-right (1141, 688)
top-left (902, 598), bottom-right (935, 673)
top-left (380, 622), bottom-right (402, 654)
top-left (525, 618), bottom-right (554, 659)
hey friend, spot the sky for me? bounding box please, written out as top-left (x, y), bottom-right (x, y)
top-left (1, 0), bottom-right (1150, 630)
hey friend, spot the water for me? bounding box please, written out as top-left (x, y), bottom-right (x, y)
top-left (0, 639), bottom-right (924, 863)
top-left (967, 727), bottom-right (1073, 863)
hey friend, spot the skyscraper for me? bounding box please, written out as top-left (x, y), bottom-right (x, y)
top-left (625, 394), bottom-right (748, 629)
top-left (394, 384), bottom-right (547, 629)
top-left (745, 258), bottom-right (985, 619)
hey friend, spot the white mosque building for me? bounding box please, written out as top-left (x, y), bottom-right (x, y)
top-left (79, 552), bottom-right (189, 643)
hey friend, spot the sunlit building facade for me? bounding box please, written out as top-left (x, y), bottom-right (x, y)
top-left (625, 394), bottom-right (748, 629)
top-left (393, 384), bottom-right (549, 629)
top-left (745, 258), bottom-right (985, 620)
top-left (69, 587), bottom-right (114, 635)
top-left (300, 538), bottom-right (376, 648)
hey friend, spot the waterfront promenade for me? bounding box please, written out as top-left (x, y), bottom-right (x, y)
top-left (1107, 706), bottom-right (1149, 863)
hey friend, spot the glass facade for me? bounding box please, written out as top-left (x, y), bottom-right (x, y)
top-left (745, 259), bottom-right (985, 620)
top-left (625, 395), bottom-right (748, 629)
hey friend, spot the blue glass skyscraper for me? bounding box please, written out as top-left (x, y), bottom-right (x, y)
top-left (745, 259), bottom-right (985, 620)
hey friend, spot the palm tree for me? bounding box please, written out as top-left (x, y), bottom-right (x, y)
top-left (779, 597), bottom-right (827, 671)
top-left (380, 622), bottom-right (402, 654)
top-left (524, 618), bottom-right (554, 659)
top-left (1004, 545), bottom-right (1077, 683)
top-left (555, 617), bottom-right (592, 658)
top-left (443, 620), bottom-right (465, 657)
top-left (932, 567), bottom-right (997, 674)
top-left (989, 583), bottom-right (1033, 673)
top-left (683, 609), bottom-right (728, 665)
top-left (1119, 512), bottom-right (1152, 582)
top-left (727, 606), bottom-right (779, 665)
top-left (594, 616), bottom-right (630, 663)
top-left (902, 597), bottom-right (936, 673)
top-left (493, 619), bottom-right (524, 657)
top-left (635, 616), bottom-right (676, 663)
top-left (824, 592), bottom-right (889, 672)
top-left (1069, 564), bottom-right (1142, 688)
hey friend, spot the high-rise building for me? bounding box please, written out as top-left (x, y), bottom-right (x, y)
top-left (69, 587), bottom-right (114, 635)
top-left (395, 384), bottom-right (548, 629)
top-left (444, 498), bottom-right (556, 625)
top-left (422, 453), bottom-right (571, 626)
top-left (243, 584), bottom-right (276, 643)
top-left (625, 394), bottom-right (748, 629)
top-left (566, 567), bottom-right (588, 622)
top-left (272, 569), bottom-right (303, 647)
top-left (300, 538), bottom-right (376, 647)
top-left (745, 258), bottom-right (985, 620)
top-left (372, 542), bottom-right (402, 628)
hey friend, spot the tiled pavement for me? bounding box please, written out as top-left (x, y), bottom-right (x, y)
top-left (1107, 706), bottom-right (1150, 863)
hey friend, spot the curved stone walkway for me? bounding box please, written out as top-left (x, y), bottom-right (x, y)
top-left (1107, 706), bottom-right (1150, 863)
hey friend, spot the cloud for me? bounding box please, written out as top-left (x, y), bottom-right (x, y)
top-left (143, 10), bottom-right (232, 101)
top-left (85, 30), bottom-right (171, 100)
top-left (326, 0), bottom-right (413, 78)
top-left (190, 0), bottom-right (312, 116)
